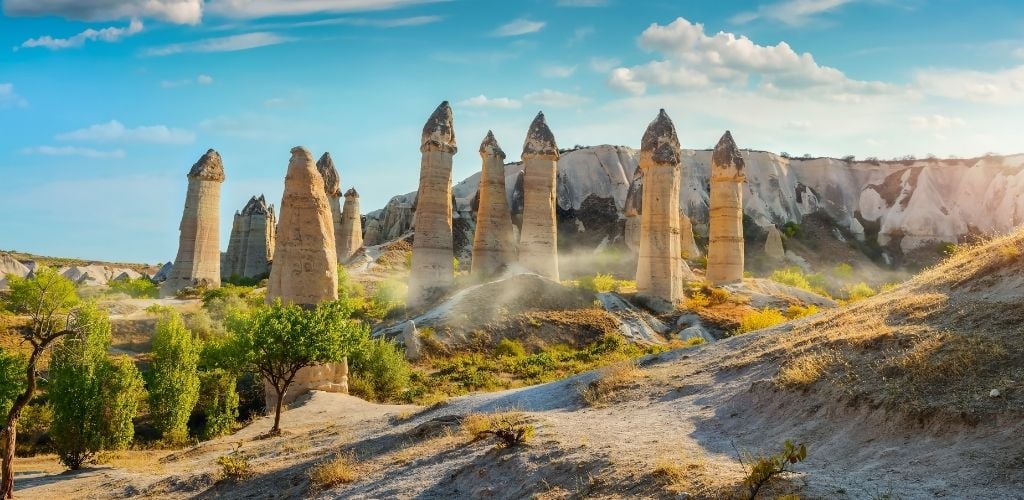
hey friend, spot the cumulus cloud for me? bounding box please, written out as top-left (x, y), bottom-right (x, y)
top-left (0, 83), bottom-right (28, 108)
top-left (22, 145), bottom-right (126, 159)
top-left (523, 89), bottom-right (590, 108)
top-left (457, 95), bottom-right (522, 109)
top-left (205, 0), bottom-right (446, 18)
top-left (909, 115), bottom-right (966, 130)
top-left (494, 19), bottom-right (546, 37)
top-left (142, 32), bottom-right (293, 56)
top-left (3, 0), bottom-right (201, 25)
top-left (607, 17), bottom-right (895, 98)
top-left (914, 66), bottom-right (1024, 104)
top-left (57, 120), bottom-right (195, 144)
top-left (732, 0), bottom-right (855, 26)
top-left (541, 64), bottom-right (577, 78)
top-left (19, 19), bottom-right (143, 50)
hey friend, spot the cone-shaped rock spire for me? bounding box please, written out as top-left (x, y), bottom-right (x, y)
top-left (409, 102), bottom-right (457, 307)
top-left (339, 187), bottom-right (363, 262)
top-left (421, 101), bottom-right (457, 154)
top-left (162, 149), bottom-right (225, 297)
top-left (518, 112), bottom-right (561, 280)
top-left (223, 193), bottom-right (276, 280)
top-left (635, 109), bottom-right (691, 304)
top-left (707, 131), bottom-right (747, 285)
top-left (472, 131), bottom-right (515, 278)
top-left (316, 151), bottom-right (345, 262)
top-left (522, 111), bottom-right (559, 159)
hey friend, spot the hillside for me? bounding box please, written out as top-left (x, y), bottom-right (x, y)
top-left (16, 229), bottom-right (1024, 499)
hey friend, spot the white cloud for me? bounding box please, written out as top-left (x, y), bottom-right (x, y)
top-left (541, 64), bottom-right (577, 78)
top-left (160, 74), bottom-right (214, 88)
top-left (3, 0), bottom-right (201, 25)
top-left (205, 0), bottom-right (446, 18)
top-left (589, 56), bottom-right (620, 72)
top-left (457, 95), bottom-right (522, 109)
top-left (57, 120), bottom-right (195, 144)
top-left (142, 32), bottom-right (293, 56)
top-left (494, 19), bottom-right (545, 37)
top-left (22, 146), bottom-right (126, 159)
top-left (607, 17), bottom-right (895, 97)
top-left (568, 26), bottom-right (594, 45)
top-left (523, 89), bottom-right (590, 108)
top-left (0, 83), bottom-right (28, 108)
top-left (909, 115), bottom-right (966, 130)
top-left (556, 0), bottom-right (609, 6)
top-left (732, 0), bottom-right (855, 26)
top-left (915, 66), bottom-right (1024, 104)
top-left (1014, 48), bottom-right (1024, 60)
top-left (19, 19), bottom-right (143, 50)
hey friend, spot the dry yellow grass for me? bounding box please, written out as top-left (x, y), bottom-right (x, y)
top-left (578, 361), bottom-right (646, 406)
top-left (777, 351), bottom-right (839, 387)
top-left (309, 452), bottom-right (359, 490)
top-left (651, 450), bottom-right (731, 497)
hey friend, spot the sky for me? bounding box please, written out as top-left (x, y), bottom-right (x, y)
top-left (1, 0), bottom-right (1023, 263)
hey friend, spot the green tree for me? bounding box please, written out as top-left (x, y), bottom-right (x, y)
top-left (0, 351), bottom-right (26, 419)
top-left (225, 300), bottom-right (364, 434)
top-left (197, 369), bottom-right (239, 439)
top-left (49, 303), bottom-right (145, 469)
top-left (149, 312), bottom-right (202, 444)
top-left (349, 338), bottom-right (410, 401)
top-left (0, 267), bottom-right (82, 497)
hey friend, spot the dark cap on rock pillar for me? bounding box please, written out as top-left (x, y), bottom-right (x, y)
top-left (316, 152), bottom-right (341, 197)
top-left (522, 111), bottom-right (559, 160)
top-left (712, 131), bottom-right (745, 177)
top-left (641, 109), bottom-right (681, 165)
top-left (479, 130), bottom-right (506, 160)
top-left (188, 149), bottom-right (225, 181)
top-left (421, 101), bottom-right (457, 154)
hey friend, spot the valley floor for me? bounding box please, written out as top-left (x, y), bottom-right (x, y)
top-left (14, 323), bottom-right (1022, 500)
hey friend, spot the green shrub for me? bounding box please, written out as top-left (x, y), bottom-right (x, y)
top-left (349, 338), bottom-right (411, 402)
top-left (740, 440), bottom-right (807, 499)
top-left (770, 267), bottom-right (829, 297)
top-left (16, 403), bottom-right (53, 455)
top-left (108, 277), bottom-right (158, 298)
top-left (832, 263), bottom-right (853, 279)
top-left (198, 369), bottom-right (239, 440)
top-left (737, 308), bottom-right (787, 334)
top-left (785, 304), bottom-right (819, 319)
top-left (363, 279), bottom-right (407, 320)
top-left (0, 349), bottom-right (27, 419)
top-left (494, 338), bottom-right (526, 358)
top-left (149, 312), bottom-right (202, 444)
top-left (843, 282), bottom-right (877, 302)
top-left (217, 451), bottom-right (255, 481)
top-left (781, 222), bottom-right (802, 239)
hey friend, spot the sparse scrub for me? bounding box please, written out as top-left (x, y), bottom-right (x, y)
top-left (739, 440), bottom-right (807, 499)
top-left (777, 352), bottom-right (836, 387)
top-left (843, 282), bottom-right (877, 302)
top-left (494, 338), bottom-right (526, 358)
top-left (578, 361), bottom-right (645, 406)
top-left (770, 267), bottom-right (829, 297)
top-left (464, 411), bottom-right (535, 448)
top-left (654, 450), bottom-right (712, 495)
top-left (217, 450), bottom-right (255, 481)
top-left (892, 333), bottom-right (1008, 385)
top-left (832, 262), bottom-right (853, 279)
top-left (309, 452), bottom-right (359, 490)
top-left (736, 308), bottom-right (787, 334)
top-left (107, 276), bottom-right (158, 298)
top-left (785, 304), bottom-right (819, 319)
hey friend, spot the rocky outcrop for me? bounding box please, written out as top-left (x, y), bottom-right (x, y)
top-left (317, 152), bottom-right (346, 263)
top-left (635, 110), bottom-right (690, 304)
top-left (153, 262), bottom-right (173, 283)
top-left (471, 131), bottom-right (515, 279)
top-left (161, 149), bottom-right (225, 297)
top-left (765, 225), bottom-right (785, 261)
top-left (707, 132), bottom-right (746, 285)
top-left (223, 195), bottom-right (276, 280)
top-left (0, 254), bottom-right (30, 290)
top-left (339, 188), bottom-right (363, 262)
top-left (518, 112), bottom-right (560, 280)
top-left (680, 213), bottom-right (701, 259)
top-left (400, 320), bottom-right (422, 361)
top-left (265, 146), bottom-right (344, 406)
top-left (408, 101), bottom-right (457, 308)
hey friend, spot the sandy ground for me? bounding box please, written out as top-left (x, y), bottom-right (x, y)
top-left (14, 323), bottom-right (1023, 499)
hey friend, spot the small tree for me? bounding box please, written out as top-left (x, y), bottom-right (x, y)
top-left (96, 356), bottom-right (146, 451)
top-left (198, 369), bottom-right (240, 439)
top-left (349, 338), bottom-right (410, 401)
top-left (226, 300), bottom-right (365, 435)
top-left (0, 268), bottom-right (83, 497)
top-left (149, 312), bottom-right (202, 444)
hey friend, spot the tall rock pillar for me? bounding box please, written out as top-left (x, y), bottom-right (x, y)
top-left (316, 152), bottom-right (345, 263)
top-left (265, 146), bottom-right (344, 406)
top-left (706, 131), bottom-right (747, 285)
top-left (518, 112), bottom-right (560, 281)
top-left (680, 213), bottom-right (701, 259)
top-left (471, 131), bottom-right (515, 279)
top-left (635, 110), bottom-right (689, 304)
top-left (222, 195), bottom-right (276, 280)
top-left (339, 188), bottom-right (363, 262)
top-left (162, 149), bottom-right (225, 298)
top-left (408, 101), bottom-right (457, 308)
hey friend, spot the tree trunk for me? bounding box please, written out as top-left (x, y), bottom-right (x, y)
top-left (271, 387), bottom-right (284, 435)
top-left (1, 348), bottom-right (41, 499)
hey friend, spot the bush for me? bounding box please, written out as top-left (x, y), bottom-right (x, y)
top-left (149, 312), bottom-right (202, 444)
top-left (578, 361), bottom-right (645, 406)
top-left (198, 369), bottom-right (239, 440)
top-left (494, 338), bottom-right (526, 358)
top-left (770, 267), bottom-right (829, 297)
top-left (309, 452), bottom-right (358, 490)
top-left (464, 411), bottom-right (534, 448)
top-left (217, 451), bottom-right (255, 481)
top-left (785, 304), bottom-right (819, 319)
top-left (685, 291), bottom-right (711, 310)
top-left (737, 308), bottom-right (786, 334)
top-left (740, 440), bottom-right (807, 499)
top-left (107, 277), bottom-right (158, 298)
top-left (843, 282), bottom-right (876, 302)
top-left (781, 222), bottom-right (802, 239)
top-left (349, 338), bottom-right (411, 402)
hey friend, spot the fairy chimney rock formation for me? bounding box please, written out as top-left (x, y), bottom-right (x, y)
top-left (681, 213), bottom-right (702, 259)
top-left (265, 146), bottom-right (344, 406)
top-left (316, 152), bottom-right (346, 263)
top-left (707, 131), bottom-right (747, 285)
top-left (223, 195), bottom-right (276, 280)
top-left (339, 188), bottom-right (363, 262)
top-left (161, 149), bottom-right (225, 297)
top-left (518, 112), bottom-right (560, 280)
top-left (635, 110), bottom-right (691, 304)
top-left (408, 101), bottom-right (457, 308)
top-left (765, 224), bottom-right (785, 260)
top-left (471, 131), bottom-right (516, 279)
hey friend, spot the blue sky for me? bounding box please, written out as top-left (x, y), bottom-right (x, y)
top-left (1, 0), bottom-right (1023, 263)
